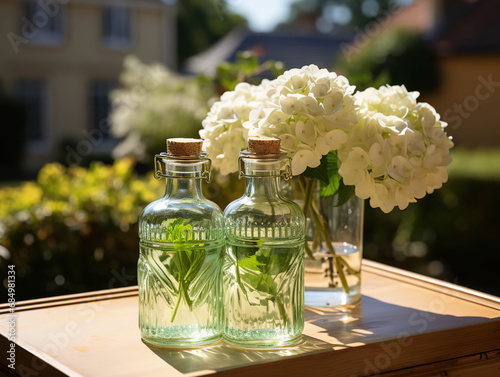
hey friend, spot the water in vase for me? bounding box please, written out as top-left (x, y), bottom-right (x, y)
top-left (305, 242), bottom-right (361, 307)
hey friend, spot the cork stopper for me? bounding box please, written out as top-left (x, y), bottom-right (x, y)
top-left (167, 138), bottom-right (203, 156)
top-left (247, 137), bottom-right (281, 155)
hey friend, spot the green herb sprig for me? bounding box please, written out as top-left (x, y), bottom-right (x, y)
top-left (161, 218), bottom-right (206, 322)
top-left (234, 240), bottom-right (295, 326)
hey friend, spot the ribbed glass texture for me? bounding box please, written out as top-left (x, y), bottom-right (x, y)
top-left (223, 157), bottom-right (306, 348)
top-left (138, 159), bottom-right (224, 347)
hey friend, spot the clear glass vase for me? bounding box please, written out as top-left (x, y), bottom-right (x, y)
top-left (138, 139), bottom-right (224, 347)
top-left (304, 184), bottom-right (364, 307)
top-left (223, 139), bottom-right (306, 348)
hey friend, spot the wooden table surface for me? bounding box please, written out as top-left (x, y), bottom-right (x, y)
top-left (1, 260), bottom-right (500, 377)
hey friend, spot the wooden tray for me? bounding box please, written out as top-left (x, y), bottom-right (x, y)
top-left (1, 260), bottom-right (500, 377)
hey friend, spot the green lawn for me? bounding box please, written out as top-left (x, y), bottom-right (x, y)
top-left (448, 148), bottom-right (500, 181)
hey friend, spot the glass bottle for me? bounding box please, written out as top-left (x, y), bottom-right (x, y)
top-left (223, 137), bottom-right (306, 348)
top-left (138, 138), bottom-right (224, 347)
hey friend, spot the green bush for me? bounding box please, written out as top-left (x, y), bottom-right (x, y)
top-left (336, 29), bottom-right (440, 93)
top-left (0, 159), bottom-right (163, 300)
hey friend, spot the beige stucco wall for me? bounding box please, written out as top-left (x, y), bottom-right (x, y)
top-left (423, 55), bottom-right (500, 148)
top-left (0, 0), bottom-right (176, 171)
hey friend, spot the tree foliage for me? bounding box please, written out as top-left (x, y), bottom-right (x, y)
top-left (177, 0), bottom-right (247, 65)
top-left (287, 0), bottom-right (395, 31)
top-left (336, 30), bottom-right (440, 93)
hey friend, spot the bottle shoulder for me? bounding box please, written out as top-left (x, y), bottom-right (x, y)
top-left (224, 195), bottom-right (304, 220)
top-left (223, 195), bottom-right (305, 239)
top-left (141, 197), bottom-right (223, 220)
top-left (139, 197), bottom-right (223, 242)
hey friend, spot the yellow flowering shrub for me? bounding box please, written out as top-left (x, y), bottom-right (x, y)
top-left (0, 158), bottom-right (163, 300)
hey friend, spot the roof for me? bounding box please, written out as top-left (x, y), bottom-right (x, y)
top-left (382, 0), bottom-right (437, 33)
top-left (184, 28), bottom-right (352, 75)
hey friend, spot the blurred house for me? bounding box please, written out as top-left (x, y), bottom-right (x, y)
top-left (185, 28), bottom-right (352, 75)
top-left (359, 0), bottom-right (500, 148)
top-left (0, 0), bottom-right (176, 173)
top-left (427, 0), bottom-right (500, 148)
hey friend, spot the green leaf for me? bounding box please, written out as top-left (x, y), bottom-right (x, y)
top-left (240, 272), bottom-right (276, 297)
top-left (183, 249), bottom-right (206, 283)
top-left (267, 249), bottom-right (292, 276)
top-left (237, 253), bottom-right (264, 272)
top-left (335, 180), bottom-right (356, 207)
top-left (320, 174), bottom-right (340, 197)
top-left (161, 217), bottom-right (208, 321)
top-left (219, 76), bottom-right (239, 92)
top-left (320, 152), bottom-right (341, 197)
top-left (162, 218), bottom-right (193, 242)
top-left (268, 60), bottom-right (286, 78)
top-left (235, 239), bottom-right (263, 262)
top-left (236, 51), bottom-right (259, 75)
top-left (314, 152), bottom-right (356, 204)
top-left (216, 62), bottom-right (239, 91)
top-left (303, 154), bottom-right (329, 184)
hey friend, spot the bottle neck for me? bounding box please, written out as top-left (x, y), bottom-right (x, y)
top-left (240, 156), bottom-right (284, 199)
top-left (164, 178), bottom-right (203, 200)
top-left (244, 176), bottom-right (281, 199)
top-left (162, 159), bottom-right (205, 200)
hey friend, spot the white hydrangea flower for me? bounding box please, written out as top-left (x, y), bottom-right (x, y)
top-left (200, 81), bottom-right (271, 175)
top-left (110, 56), bottom-right (211, 160)
top-left (201, 68), bottom-right (452, 214)
top-left (244, 64), bottom-right (357, 175)
top-left (338, 85), bottom-right (454, 213)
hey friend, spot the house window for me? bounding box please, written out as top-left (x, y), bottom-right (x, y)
top-left (23, 0), bottom-right (64, 44)
top-left (15, 79), bottom-right (48, 145)
top-left (89, 80), bottom-right (116, 139)
top-left (102, 7), bottom-right (131, 47)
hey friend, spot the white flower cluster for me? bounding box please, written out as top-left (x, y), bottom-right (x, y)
top-left (338, 85), bottom-right (454, 213)
top-left (200, 81), bottom-right (270, 175)
top-left (244, 65), bottom-right (357, 175)
top-left (111, 56), bottom-right (211, 160)
top-left (200, 65), bottom-right (453, 213)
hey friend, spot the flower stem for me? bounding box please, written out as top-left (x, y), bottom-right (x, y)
top-left (302, 177), bottom-right (314, 215)
top-left (335, 256), bottom-right (350, 293)
top-left (171, 281), bottom-right (184, 322)
top-left (299, 176), bottom-right (351, 294)
top-left (302, 178), bottom-right (315, 259)
top-left (235, 258), bottom-right (250, 302)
